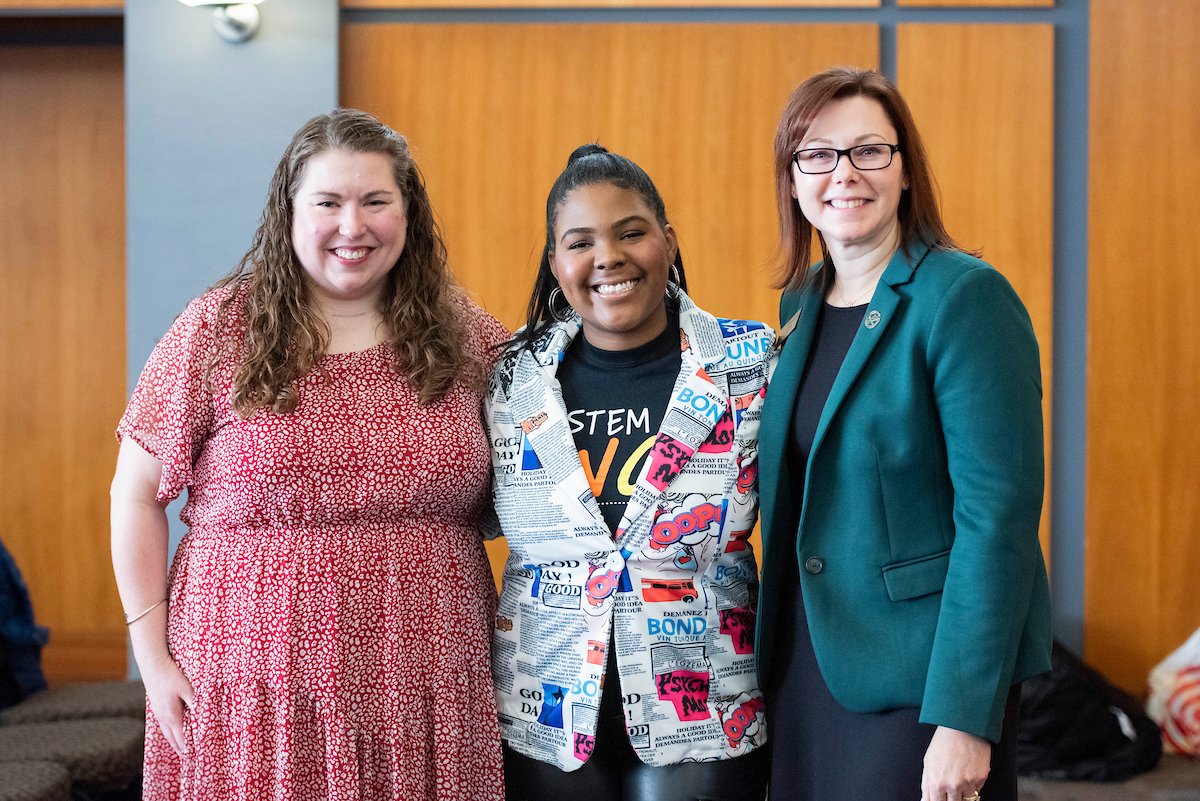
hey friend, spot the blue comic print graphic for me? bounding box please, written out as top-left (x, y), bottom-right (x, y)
top-left (718, 319), bottom-right (768, 337)
top-left (520, 434), bottom-right (543, 471)
top-left (538, 682), bottom-right (568, 729)
top-left (521, 564), bottom-right (543, 597)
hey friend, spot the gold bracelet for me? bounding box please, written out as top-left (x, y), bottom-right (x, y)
top-left (124, 598), bottom-right (167, 625)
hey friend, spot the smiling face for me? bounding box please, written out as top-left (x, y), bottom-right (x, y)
top-left (549, 182), bottom-right (678, 351)
top-left (291, 149), bottom-right (407, 307)
top-left (791, 95), bottom-right (906, 256)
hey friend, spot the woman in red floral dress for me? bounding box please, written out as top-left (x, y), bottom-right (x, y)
top-left (110, 109), bottom-right (507, 801)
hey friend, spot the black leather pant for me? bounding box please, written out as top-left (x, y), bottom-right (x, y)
top-left (504, 741), bottom-right (767, 801)
top-left (505, 639), bottom-right (767, 801)
top-left (503, 706), bottom-right (768, 801)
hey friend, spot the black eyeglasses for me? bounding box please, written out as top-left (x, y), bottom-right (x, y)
top-left (791, 143), bottom-right (901, 175)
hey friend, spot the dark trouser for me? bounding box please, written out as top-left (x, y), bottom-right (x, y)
top-left (503, 734), bottom-right (768, 801)
top-left (504, 641), bottom-right (767, 801)
top-left (766, 547), bottom-right (1022, 801)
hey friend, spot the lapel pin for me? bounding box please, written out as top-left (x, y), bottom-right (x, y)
top-left (864, 310), bottom-right (882, 329)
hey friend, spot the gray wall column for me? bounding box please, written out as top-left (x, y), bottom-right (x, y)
top-left (124, 0), bottom-right (338, 676)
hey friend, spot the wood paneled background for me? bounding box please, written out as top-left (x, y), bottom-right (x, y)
top-left (0, 0), bottom-right (120, 7)
top-left (898, 0), bottom-right (1051, 7)
top-left (6, 0), bottom-right (1197, 694)
top-left (341, 22), bottom-right (878, 586)
top-left (1086, 0), bottom-right (1200, 694)
top-left (0, 47), bottom-right (127, 683)
top-left (898, 23), bottom-right (1055, 561)
top-left (342, 0), bottom-right (878, 7)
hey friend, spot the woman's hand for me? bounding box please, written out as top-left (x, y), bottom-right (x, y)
top-left (140, 649), bottom-right (195, 757)
top-left (921, 725), bottom-right (991, 801)
top-left (111, 438), bottom-right (193, 756)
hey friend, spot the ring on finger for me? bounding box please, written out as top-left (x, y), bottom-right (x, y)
top-left (964, 792), bottom-right (982, 801)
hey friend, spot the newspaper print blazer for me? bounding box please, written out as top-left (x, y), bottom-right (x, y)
top-left (485, 291), bottom-right (776, 771)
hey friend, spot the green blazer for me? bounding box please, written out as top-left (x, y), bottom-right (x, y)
top-left (754, 244), bottom-right (1052, 743)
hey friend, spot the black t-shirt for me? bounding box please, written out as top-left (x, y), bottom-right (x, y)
top-left (558, 314), bottom-right (682, 737)
top-left (557, 314), bottom-right (682, 534)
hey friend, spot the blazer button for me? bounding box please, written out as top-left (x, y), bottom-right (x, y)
top-left (804, 556), bottom-right (824, 574)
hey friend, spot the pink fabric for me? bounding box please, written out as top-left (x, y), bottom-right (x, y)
top-left (119, 289), bottom-right (508, 801)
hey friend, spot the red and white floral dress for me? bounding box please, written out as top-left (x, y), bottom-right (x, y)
top-left (118, 289), bottom-right (508, 801)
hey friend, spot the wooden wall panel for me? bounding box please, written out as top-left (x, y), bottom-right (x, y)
top-left (345, 0), bottom-right (877, 8)
top-left (342, 22), bottom-right (877, 585)
top-left (1087, 0), bottom-right (1200, 694)
top-left (898, 24), bottom-right (1054, 562)
top-left (0, 47), bottom-right (127, 683)
top-left (0, 0), bottom-right (121, 7)
top-left (898, 0), bottom-right (1050, 7)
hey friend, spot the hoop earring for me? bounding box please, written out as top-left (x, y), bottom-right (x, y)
top-left (667, 264), bottom-right (683, 299)
top-left (548, 286), bottom-right (574, 322)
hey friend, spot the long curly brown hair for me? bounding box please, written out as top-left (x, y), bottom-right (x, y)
top-left (211, 108), bottom-right (475, 416)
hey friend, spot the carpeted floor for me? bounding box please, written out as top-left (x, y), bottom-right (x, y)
top-left (1019, 755), bottom-right (1200, 801)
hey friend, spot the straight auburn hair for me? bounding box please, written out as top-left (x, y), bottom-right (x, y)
top-left (773, 66), bottom-right (964, 294)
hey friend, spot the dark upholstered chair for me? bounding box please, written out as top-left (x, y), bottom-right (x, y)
top-left (0, 680), bottom-right (145, 726)
top-left (0, 718), bottom-right (144, 789)
top-left (0, 680), bottom-right (146, 800)
top-left (0, 761), bottom-right (71, 801)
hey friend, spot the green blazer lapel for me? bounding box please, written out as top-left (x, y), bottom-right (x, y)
top-left (804, 245), bottom-right (929, 482)
top-left (758, 282), bottom-right (822, 542)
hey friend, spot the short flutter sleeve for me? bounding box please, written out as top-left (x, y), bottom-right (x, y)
top-left (456, 292), bottom-right (512, 379)
top-left (117, 291), bottom-right (229, 503)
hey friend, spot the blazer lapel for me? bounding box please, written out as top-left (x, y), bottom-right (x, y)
top-left (804, 245), bottom-right (929, 479)
top-left (615, 299), bottom-right (729, 546)
top-left (758, 282), bottom-right (822, 541)
top-left (508, 317), bottom-right (612, 539)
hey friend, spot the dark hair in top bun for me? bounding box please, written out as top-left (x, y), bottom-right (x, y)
top-left (509, 144), bottom-right (688, 353)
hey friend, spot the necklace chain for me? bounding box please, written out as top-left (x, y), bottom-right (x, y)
top-left (837, 278), bottom-right (878, 307)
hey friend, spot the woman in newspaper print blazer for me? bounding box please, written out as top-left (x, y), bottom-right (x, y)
top-left (486, 146), bottom-right (774, 800)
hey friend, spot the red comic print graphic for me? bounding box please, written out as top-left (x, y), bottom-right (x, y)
top-left (735, 456), bottom-right (757, 495)
top-left (574, 731), bottom-right (595, 761)
top-left (722, 696), bottom-right (765, 748)
top-left (520, 412), bottom-right (548, 434)
top-left (724, 529), bottom-right (751, 554)
top-left (698, 404), bottom-right (735, 453)
top-left (718, 606), bottom-right (756, 655)
top-left (649, 502), bottom-right (719, 551)
top-left (586, 640), bottom-right (605, 665)
top-left (586, 566), bottom-right (621, 606)
top-left (655, 670), bottom-right (711, 721)
top-left (641, 577), bottom-right (699, 603)
top-left (646, 434), bottom-right (693, 491)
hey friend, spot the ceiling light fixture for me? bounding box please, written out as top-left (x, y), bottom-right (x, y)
top-left (179, 0), bottom-right (264, 44)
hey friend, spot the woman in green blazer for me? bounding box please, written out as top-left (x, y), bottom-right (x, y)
top-left (755, 67), bottom-right (1052, 801)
